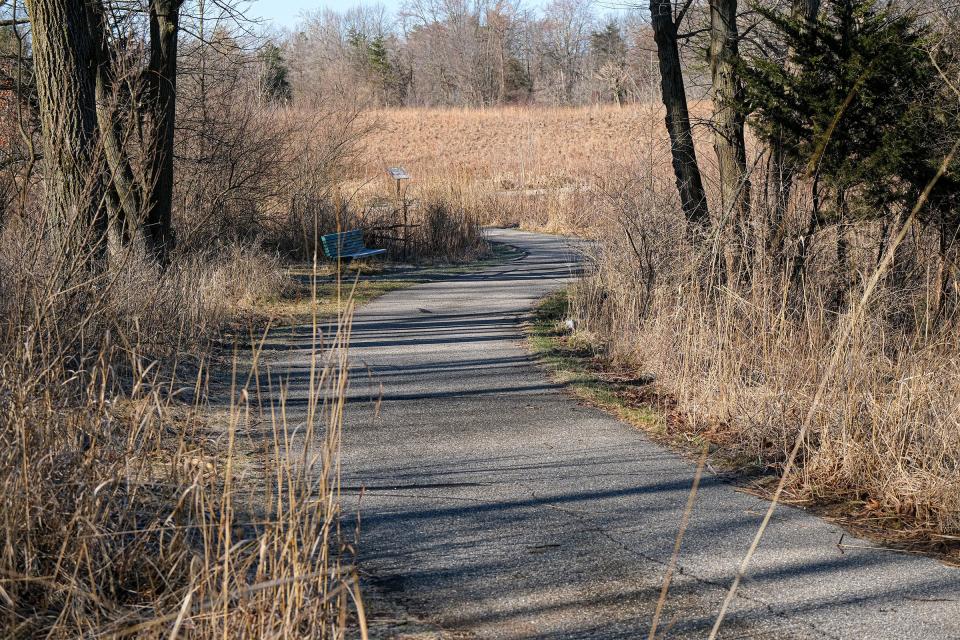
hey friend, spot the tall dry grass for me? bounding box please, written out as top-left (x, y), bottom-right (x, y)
top-left (570, 168), bottom-right (960, 549)
top-left (0, 214), bottom-right (367, 637)
top-left (355, 104), bottom-right (715, 186)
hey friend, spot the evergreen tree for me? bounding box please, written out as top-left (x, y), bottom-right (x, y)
top-left (590, 22), bottom-right (626, 67)
top-left (366, 35), bottom-right (392, 79)
top-left (741, 0), bottom-right (960, 231)
top-left (503, 56), bottom-right (533, 103)
top-left (590, 22), bottom-right (627, 104)
top-left (259, 43), bottom-right (292, 103)
top-left (347, 30), bottom-right (409, 106)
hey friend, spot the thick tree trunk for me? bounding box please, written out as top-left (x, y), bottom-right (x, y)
top-left (650, 0), bottom-right (709, 228)
top-left (26, 0), bottom-right (107, 261)
top-left (709, 0), bottom-right (751, 279)
top-left (143, 0), bottom-right (181, 266)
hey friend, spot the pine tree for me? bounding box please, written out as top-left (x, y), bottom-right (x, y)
top-left (259, 42), bottom-right (292, 104)
top-left (742, 0), bottom-right (959, 227)
top-left (347, 31), bottom-right (409, 106)
top-left (590, 22), bottom-right (627, 104)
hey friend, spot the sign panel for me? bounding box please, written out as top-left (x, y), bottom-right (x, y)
top-left (387, 167), bottom-right (411, 180)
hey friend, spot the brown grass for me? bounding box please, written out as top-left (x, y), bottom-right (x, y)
top-left (348, 103), bottom-right (718, 235)
top-left (0, 157), bottom-right (368, 637)
top-left (570, 170), bottom-right (960, 557)
top-left (356, 104), bottom-right (710, 184)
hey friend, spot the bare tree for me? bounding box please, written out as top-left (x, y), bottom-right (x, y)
top-left (537, 0), bottom-right (593, 104)
top-left (649, 0), bottom-right (708, 227)
top-left (287, 0), bottom-right (652, 108)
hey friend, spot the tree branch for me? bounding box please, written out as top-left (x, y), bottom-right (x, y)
top-left (675, 0), bottom-right (696, 26)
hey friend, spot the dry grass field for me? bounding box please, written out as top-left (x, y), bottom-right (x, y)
top-left (358, 104), bottom-right (713, 184)
top-left (349, 104), bottom-right (718, 234)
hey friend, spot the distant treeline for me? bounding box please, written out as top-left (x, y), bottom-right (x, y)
top-left (282, 0), bottom-right (675, 107)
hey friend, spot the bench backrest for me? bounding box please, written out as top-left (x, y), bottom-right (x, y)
top-left (321, 229), bottom-right (365, 258)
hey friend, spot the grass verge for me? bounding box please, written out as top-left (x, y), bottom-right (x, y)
top-left (529, 290), bottom-right (688, 450)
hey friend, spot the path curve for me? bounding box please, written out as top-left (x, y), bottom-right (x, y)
top-left (279, 229), bottom-right (960, 639)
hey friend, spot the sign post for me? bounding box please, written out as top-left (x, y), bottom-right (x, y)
top-left (387, 167), bottom-right (411, 258)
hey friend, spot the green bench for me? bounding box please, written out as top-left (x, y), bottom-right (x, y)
top-left (320, 229), bottom-right (386, 261)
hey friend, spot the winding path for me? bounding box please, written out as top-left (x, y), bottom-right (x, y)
top-left (275, 229), bottom-right (960, 639)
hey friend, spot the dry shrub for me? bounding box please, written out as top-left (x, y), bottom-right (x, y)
top-left (360, 182), bottom-right (489, 262)
top-left (413, 197), bottom-right (488, 261)
top-left (571, 170), bottom-right (960, 545)
top-left (244, 105), bottom-right (374, 260)
top-left (175, 51), bottom-right (371, 259)
top-left (570, 171), bottom-right (690, 330)
top-left (281, 106), bottom-right (496, 263)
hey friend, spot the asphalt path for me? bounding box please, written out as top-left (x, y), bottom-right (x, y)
top-left (269, 229), bottom-right (960, 639)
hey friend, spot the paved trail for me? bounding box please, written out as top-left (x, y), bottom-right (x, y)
top-left (272, 229), bottom-right (960, 639)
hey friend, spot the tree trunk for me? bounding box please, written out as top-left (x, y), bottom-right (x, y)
top-left (26, 0), bottom-right (107, 261)
top-left (90, 12), bottom-right (145, 257)
top-left (650, 0), bottom-right (709, 228)
top-left (143, 0), bottom-right (181, 266)
top-left (791, 173), bottom-right (821, 286)
top-left (835, 191), bottom-right (849, 308)
top-left (709, 0), bottom-right (751, 280)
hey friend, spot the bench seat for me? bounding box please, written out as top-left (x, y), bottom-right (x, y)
top-left (320, 229), bottom-right (386, 261)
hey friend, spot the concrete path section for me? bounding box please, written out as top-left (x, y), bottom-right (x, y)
top-left (269, 229), bottom-right (960, 639)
